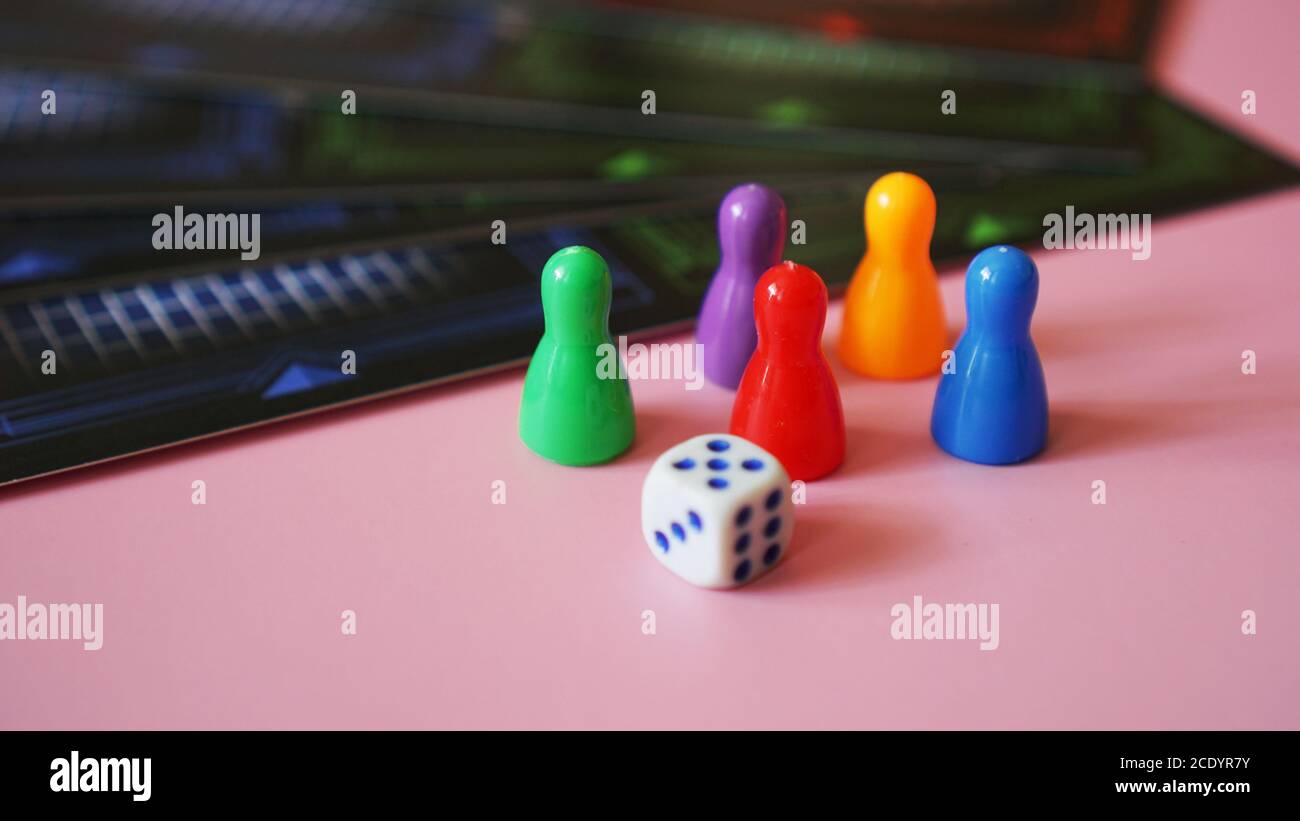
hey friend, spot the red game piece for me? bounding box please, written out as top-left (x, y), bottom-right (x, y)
top-left (729, 261), bottom-right (846, 481)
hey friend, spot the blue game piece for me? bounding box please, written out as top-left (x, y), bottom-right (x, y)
top-left (931, 246), bottom-right (1047, 464)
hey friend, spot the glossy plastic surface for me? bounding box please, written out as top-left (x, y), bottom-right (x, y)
top-left (518, 246), bottom-right (635, 465)
top-left (730, 261), bottom-right (845, 480)
top-left (838, 171), bottom-right (948, 379)
top-left (931, 245), bottom-right (1048, 464)
top-left (696, 183), bottom-right (788, 389)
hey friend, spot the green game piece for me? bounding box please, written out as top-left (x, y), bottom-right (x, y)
top-left (518, 246), bottom-right (635, 465)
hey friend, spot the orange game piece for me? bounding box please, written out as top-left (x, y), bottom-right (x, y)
top-left (838, 172), bottom-right (947, 379)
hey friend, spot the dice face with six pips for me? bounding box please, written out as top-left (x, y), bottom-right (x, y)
top-left (641, 434), bottom-right (792, 589)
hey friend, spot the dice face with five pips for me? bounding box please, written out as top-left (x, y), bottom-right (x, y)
top-left (641, 434), bottom-right (792, 589)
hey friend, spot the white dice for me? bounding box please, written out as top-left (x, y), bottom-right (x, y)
top-left (641, 433), bottom-right (792, 588)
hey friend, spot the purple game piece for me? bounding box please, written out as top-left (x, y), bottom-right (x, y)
top-left (696, 183), bottom-right (787, 389)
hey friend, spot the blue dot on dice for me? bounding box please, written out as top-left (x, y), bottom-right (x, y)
top-left (655, 531), bottom-right (669, 551)
top-left (736, 505), bottom-right (752, 526)
top-left (765, 488), bottom-right (782, 510)
top-left (672, 522), bottom-right (686, 541)
top-left (673, 458), bottom-right (695, 470)
top-left (688, 511), bottom-right (702, 531)
top-left (735, 533), bottom-right (751, 553)
top-left (764, 543), bottom-right (781, 565)
top-left (707, 458), bottom-right (729, 470)
top-left (707, 439), bottom-right (731, 452)
top-left (742, 459), bottom-right (763, 471)
top-left (708, 477), bottom-right (729, 489)
top-left (733, 559), bottom-right (751, 582)
top-left (764, 516), bottom-right (781, 537)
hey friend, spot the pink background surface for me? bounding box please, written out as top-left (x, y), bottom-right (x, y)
top-left (3, 1), bottom-right (1299, 730)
